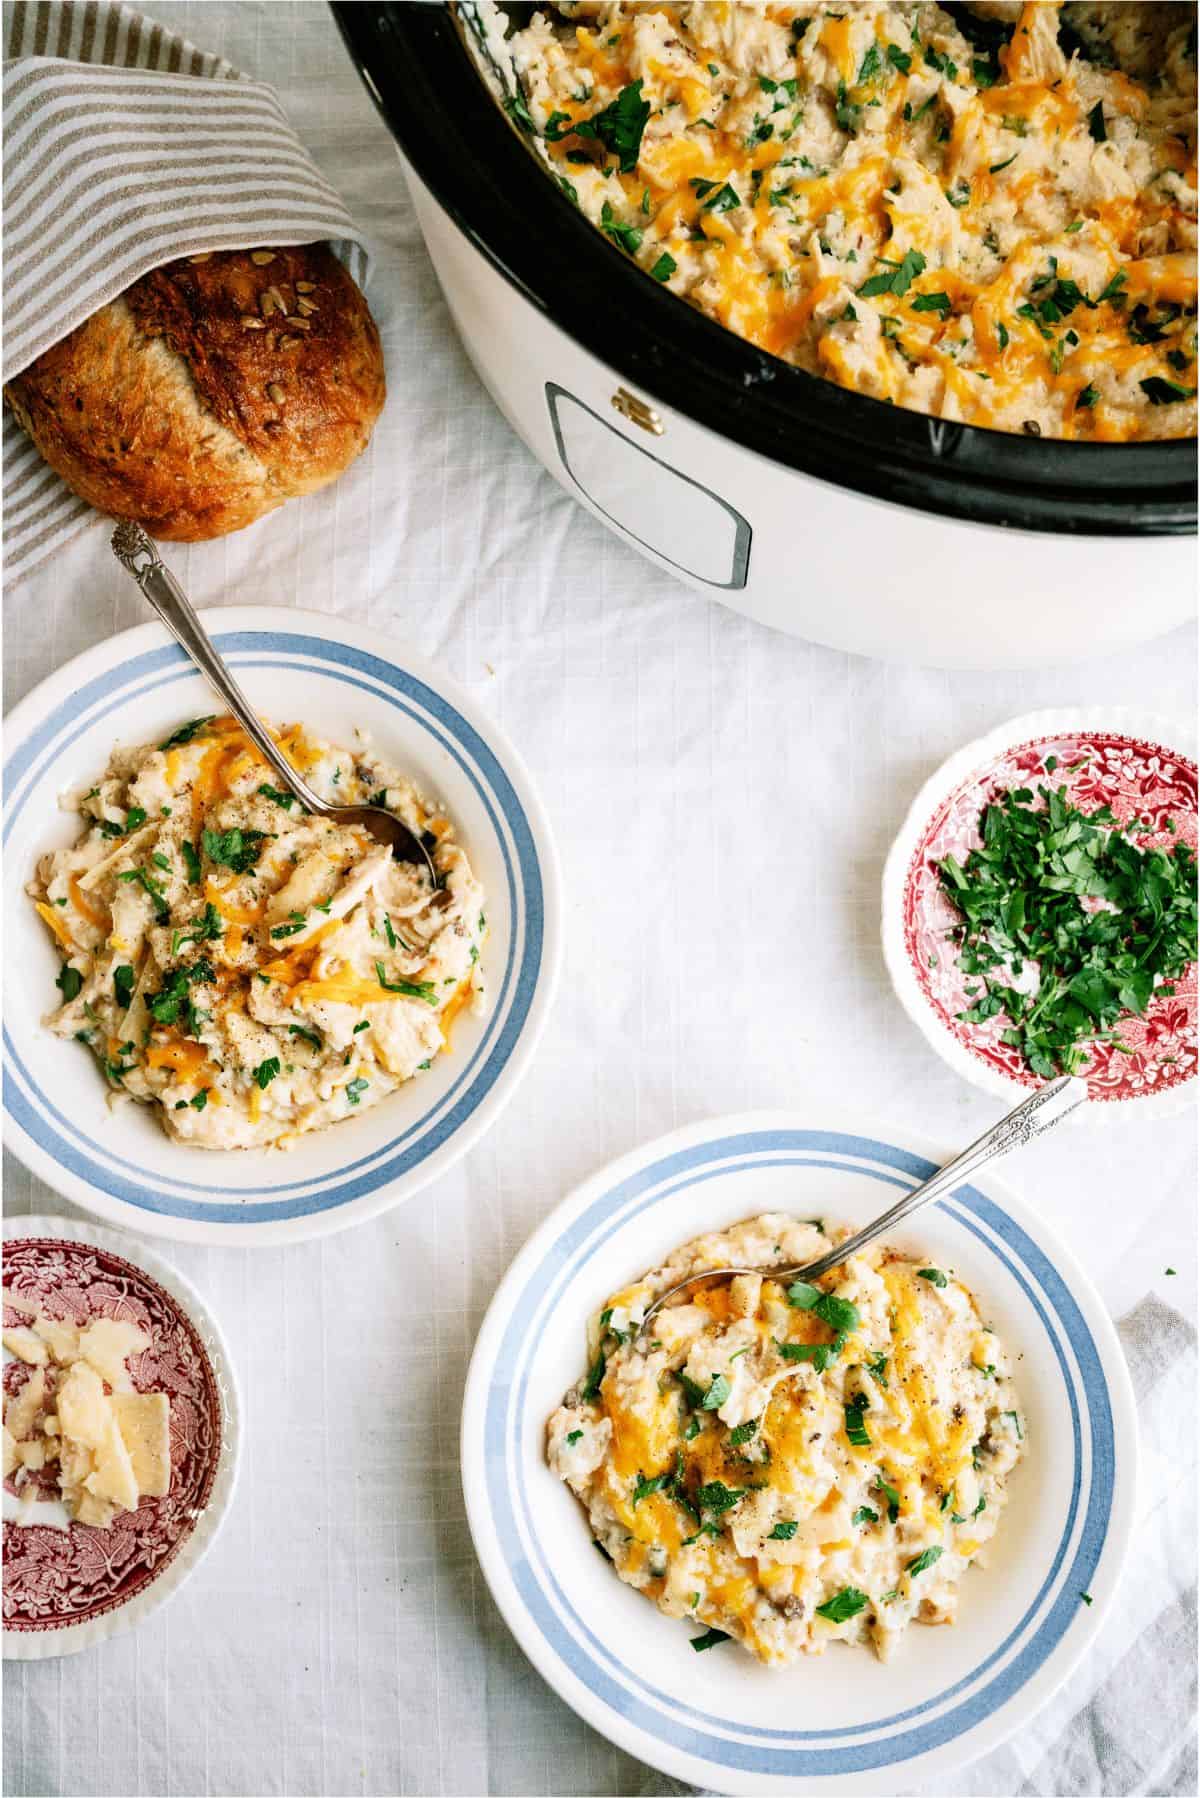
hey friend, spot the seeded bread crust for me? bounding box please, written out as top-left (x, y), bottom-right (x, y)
top-left (4, 243), bottom-right (385, 541)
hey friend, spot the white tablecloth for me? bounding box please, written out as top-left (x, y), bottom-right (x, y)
top-left (3, 6), bottom-right (1196, 1795)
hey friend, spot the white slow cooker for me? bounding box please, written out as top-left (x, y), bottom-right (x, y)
top-left (334, 2), bottom-right (1197, 668)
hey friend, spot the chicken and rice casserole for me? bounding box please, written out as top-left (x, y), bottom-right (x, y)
top-left (547, 1213), bottom-right (1026, 1664)
top-left (494, 0), bottom-right (1197, 439)
top-left (31, 715), bottom-right (486, 1148)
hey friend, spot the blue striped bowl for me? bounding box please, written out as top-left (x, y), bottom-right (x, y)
top-left (461, 1116), bottom-right (1136, 1794)
top-left (3, 608), bottom-right (561, 1244)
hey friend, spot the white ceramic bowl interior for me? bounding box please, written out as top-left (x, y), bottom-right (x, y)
top-left (461, 1116), bottom-right (1136, 1794)
top-left (3, 608), bottom-right (560, 1244)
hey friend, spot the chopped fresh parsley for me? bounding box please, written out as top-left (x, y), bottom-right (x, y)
top-left (190, 1089), bottom-right (208, 1111)
top-left (56, 963), bottom-right (83, 1003)
top-left (856, 42), bottom-right (882, 83)
top-left (834, 79), bottom-right (861, 134)
top-left (852, 1505), bottom-right (879, 1527)
top-left (631, 1469), bottom-right (672, 1507)
top-left (1077, 383), bottom-right (1100, 409)
top-left (566, 1429), bottom-right (582, 1446)
top-left (1140, 376), bottom-right (1194, 405)
top-left (815, 1587), bottom-right (868, 1623)
top-left (572, 79), bottom-right (650, 172)
top-left (989, 151), bottom-right (1018, 173)
top-left (181, 840), bottom-right (202, 884)
top-left (288, 1025), bottom-right (322, 1049)
top-left (116, 864), bottom-right (169, 922)
top-left (146, 959), bottom-right (214, 1029)
top-left (503, 88), bottom-right (535, 134)
top-left (701, 1374), bottom-right (731, 1410)
top-left (253, 1057), bottom-right (281, 1090)
top-left (866, 1352), bottom-right (889, 1388)
top-left (938, 781), bottom-right (1197, 1078)
top-left (375, 961), bottom-right (439, 1004)
top-left (767, 1519), bottom-right (798, 1540)
top-left (649, 252), bottom-right (677, 283)
top-left (580, 1351), bottom-right (606, 1402)
top-left (599, 200), bottom-right (642, 256)
top-left (257, 784), bottom-right (295, 810)
top-left (924, 44), bottom-right (957, 79)
top-left (694, 179), bottom-right (740, 213)
top-left (844, 1396), bottom-right (871, 1447)
top-left (787, 1283), bottom-right (861, 1338)
top-left (113, 964), bottom-right (135, 1010)
top-left (911, 291), bottom-right (952, 317)
top-left (905, 1545), bottom-right (944, 1577)
top-left (918, 1268), bottom-right (949, 1288)
top-left (777, 1338), bottom-right (838, 1374)
top-left (159, 717), bottom-right (214, 750)
top-left (270, 912), bottom-right (308, 941)
top-left (201, 827), bottom-right (266, 875)
top-left (875, 1474), bottom-right (901, 1522)
top-left (696, 1480), bottom-right (745, 1517)
top-left (728, 1418), bottom-right (758, 1447)
top-left (859, 248), bottom-right (926, 299)
top-left (690, 1628), bottom-right (730, 1652)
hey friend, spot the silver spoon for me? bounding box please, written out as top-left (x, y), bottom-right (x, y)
top-left (110, 522), bottom-right (438, 881)
top-left (640, 1073), bottom-right (1087, 1330)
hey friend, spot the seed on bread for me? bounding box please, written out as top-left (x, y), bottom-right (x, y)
top-left (241, 316), bottom-right (266, 330)
top-left (295, 282), bottom-right (316, 294)
top-left (251, 250), bottom-right (277, 266)
top-left (266, 382), bottom-right (285, 403)
top-left (295, 297), bottom-right (318, 316)
top-left (284, 316), bottom-right (312, 330)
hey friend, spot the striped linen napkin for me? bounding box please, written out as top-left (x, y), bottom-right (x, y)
top-left (2, 0), bottom-right (373, 585)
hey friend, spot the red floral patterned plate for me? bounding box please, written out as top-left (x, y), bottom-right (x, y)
top-left (3, 1218), bottom-right (240, 1658)
top-left (882, 710), bottom-right (1197, 1121)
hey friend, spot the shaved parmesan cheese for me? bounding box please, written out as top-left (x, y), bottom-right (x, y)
top-left (2, 1301), bottom-right (171, 1530)
top-left (2, 1325), bottom-right (48, 1365)
top-left (76, 1316), bottom-right (150, 1392)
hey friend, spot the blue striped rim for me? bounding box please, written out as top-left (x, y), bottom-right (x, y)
top-left (3, 633), bottom-right (545, 1223)
top-left (483, 1132), bottom-right (1113, 1778)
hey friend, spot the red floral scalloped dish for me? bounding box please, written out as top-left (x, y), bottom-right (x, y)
top-left (3, 1238), bottom-right (222, 1633)
top-left (899, 728), bottom-right (1197, 1106)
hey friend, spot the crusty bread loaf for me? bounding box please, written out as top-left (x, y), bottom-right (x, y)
top-left (4, 243), bottom-right (385, 541)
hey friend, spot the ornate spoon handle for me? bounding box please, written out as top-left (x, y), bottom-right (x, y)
top-left (110, 521), bottom-right (328, 814)
top-left (793, 1074), bottom-right (1087, 1282)
top-left (640, 1074), bottom-right (1087, 1326)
